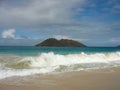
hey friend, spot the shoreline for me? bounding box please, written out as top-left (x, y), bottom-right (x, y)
top-left (0, 67), bottom-right (120, 90)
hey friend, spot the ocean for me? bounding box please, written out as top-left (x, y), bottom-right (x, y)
top-left (0, 46), bottom-right (120, 79)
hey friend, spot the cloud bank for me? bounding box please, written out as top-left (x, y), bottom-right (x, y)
top-left (0, 0), bottom-right (86, 27)
top-left (2, 29), bottom-right (15, 39)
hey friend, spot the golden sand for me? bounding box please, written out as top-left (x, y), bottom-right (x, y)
top-left (0, 67), bottom-right (120, 90)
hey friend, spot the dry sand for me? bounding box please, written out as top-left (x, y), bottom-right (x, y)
top-left (0, 67), bottom-right (120, 90)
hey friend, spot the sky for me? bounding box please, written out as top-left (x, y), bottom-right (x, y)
top-left (0, 0), bottom-right (120, 46)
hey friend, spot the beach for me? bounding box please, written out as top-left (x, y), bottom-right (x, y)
top-left (0, 47), bottom-right (120, 90)
top-left (0, 67), bottom-right (120, 90)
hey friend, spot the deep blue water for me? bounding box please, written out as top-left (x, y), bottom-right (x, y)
top-left (0, 46), bottom-right (120, 56)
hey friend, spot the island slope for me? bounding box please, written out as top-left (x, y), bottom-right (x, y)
top-left (35, 38), bottom-right (86, 47)
top-left (117, 45), bottom-right (120, 47)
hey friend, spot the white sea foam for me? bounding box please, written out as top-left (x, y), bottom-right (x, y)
top-left (0, 52), bottom-right (120, 79)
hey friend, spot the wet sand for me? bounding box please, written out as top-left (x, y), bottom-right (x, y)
top-left (0, 67), bottom-right (120, 90)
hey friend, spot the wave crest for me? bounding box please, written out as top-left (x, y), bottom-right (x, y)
top-left (0, 52), bottom-right (120, 79)
top-left (4, 52), bottom-right (120, 69)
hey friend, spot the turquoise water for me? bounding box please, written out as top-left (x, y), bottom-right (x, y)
top-left (0, 46), bottom-right (120, 56)
top-left (0, 46), bottom-right (120, 79)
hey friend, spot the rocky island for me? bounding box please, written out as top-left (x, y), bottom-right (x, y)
top-left (35, 38), bottom-right (86, 47)
top-left (117, 45), bottom-right (120, 47)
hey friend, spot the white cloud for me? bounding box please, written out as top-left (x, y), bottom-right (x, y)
top-left (2, 29), bottom-right (15, 39)
top-left (0, 0), bottom-right (86, 27)
top-left (1, 28), bottom-right (41, 40)
top-left (54, 35), bottom-right (71, 40)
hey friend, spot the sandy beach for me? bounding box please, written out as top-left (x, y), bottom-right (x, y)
top-left (0, 67), bottom-right (120, 90)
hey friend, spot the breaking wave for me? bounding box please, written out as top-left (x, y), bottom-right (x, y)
top-left (0, 52), bottom-right (120, 79)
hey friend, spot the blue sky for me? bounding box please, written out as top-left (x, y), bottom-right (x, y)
top-left (0, 0), bottom-right (120, 46)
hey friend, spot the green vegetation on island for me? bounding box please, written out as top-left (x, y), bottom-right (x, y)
top-left (35, 38), bottom-right (86, 47)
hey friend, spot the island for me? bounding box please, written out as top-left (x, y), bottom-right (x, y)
top-left (35, 38), bottom-right (86, 47)
top-left (117, 45), bottom-right (120, 47)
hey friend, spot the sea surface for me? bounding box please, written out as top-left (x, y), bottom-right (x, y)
top-left (0, 46), bottom-right (120, 79)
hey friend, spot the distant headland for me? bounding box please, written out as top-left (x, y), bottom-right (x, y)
top-left (35, 38), bottom-right (86, 47)
top-left (117, 45), bottom-right (120, 47)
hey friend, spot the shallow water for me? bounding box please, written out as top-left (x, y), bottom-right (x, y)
top-left (0, 47), bottom-right (120, 79)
